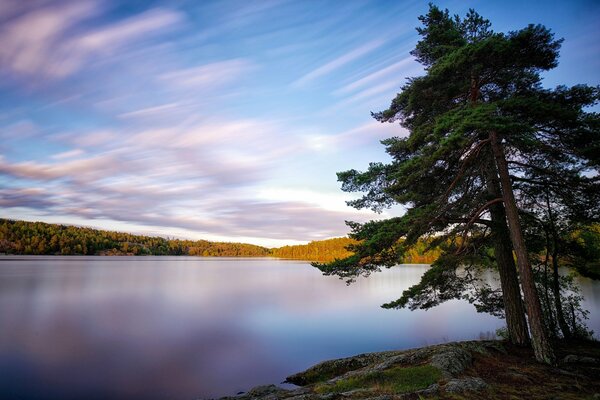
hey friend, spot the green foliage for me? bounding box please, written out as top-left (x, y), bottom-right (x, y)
top-left (272, 236), bottom-right (440, 264)
top-left (568, 225), bottom-right (600, 280)
top-left (314, 365), bottom-right (441, 395)
top-left (495, 326), bottom-right (509, 340)
top-left (0, 218), bottom-right (444, 262)
top-left (315, 3), bottom-right (599, 323)
top-left (534, 265), bottom-right (593, 339)
top-left (0, 218), bottom-right (269, 257)
top-left (270, 237), bottom-right (355, 262)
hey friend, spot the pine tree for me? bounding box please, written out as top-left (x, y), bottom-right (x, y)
top-left (314, 5), bottom-right (599, 364)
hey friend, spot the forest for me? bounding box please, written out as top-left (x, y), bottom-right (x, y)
top-left (0, 218), bottom-right (269, 257)
top-left (271, 237), bottom-right (441, 263)
top-left (0, 218), bottom-right (446, 263)
top-left (3, 218), bottom-right (597, 273)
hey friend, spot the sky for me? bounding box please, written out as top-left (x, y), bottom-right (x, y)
top-left (0, 0), bottom-right (599, 247)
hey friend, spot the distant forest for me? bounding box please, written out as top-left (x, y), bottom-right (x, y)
top-left (270, 237), bottom-right (440, 264)
top-left (0, 219), bottom-right (439, 263)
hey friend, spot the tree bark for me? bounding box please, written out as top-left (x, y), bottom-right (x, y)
top-left (542, 237), bottom-right (556, 337)
top-left (545, 193), bottom-right (572, 339)
top-left (490, 131), bottom-right (556, 365)
top-left (483, 152), bottom-right (530, 345)
top-left (551, 251), bottom-right (571, 338)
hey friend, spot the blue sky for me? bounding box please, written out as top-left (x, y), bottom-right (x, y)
top-left (1, 0), bottom-right (599, 247)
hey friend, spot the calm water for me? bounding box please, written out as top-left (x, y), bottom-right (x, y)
top-left (0, 256), bottom-right (598, 399)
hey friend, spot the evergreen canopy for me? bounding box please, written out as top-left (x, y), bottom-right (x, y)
top-left (314, 5), bottom-right (599, 364)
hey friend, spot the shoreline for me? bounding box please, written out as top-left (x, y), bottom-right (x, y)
top-left (216, 339), bottom-right (600, 400)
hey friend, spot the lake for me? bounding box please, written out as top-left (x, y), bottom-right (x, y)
top-left (0, 256), bottom-right (598, 399)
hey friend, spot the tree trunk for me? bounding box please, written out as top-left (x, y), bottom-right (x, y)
top-left (483, 153), bottom-right (530, 345)
top-left (542, 237), bottom-right (556, 337)
top-left (551, 251), bottom-right (571, 338)
top-left (489, 131), bottom-right (556, 365)
top-left (545, 193), bottom-right (572, 339)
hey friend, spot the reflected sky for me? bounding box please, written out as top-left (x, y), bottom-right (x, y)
top-left (1, 257), bottom-right (598, 399)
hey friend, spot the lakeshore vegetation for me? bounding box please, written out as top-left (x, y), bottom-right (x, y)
top-left (0, 218), bottom-right (442, 263)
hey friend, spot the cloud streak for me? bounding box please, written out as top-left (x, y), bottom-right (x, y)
top-left (0, 116), bottom-right (379, 244)
top-left (292, 39), bottom-right (386, 87)
top-left (0, 2), bottom-right (182, 81)
top-left (2, 1), bottom-right (596, 246)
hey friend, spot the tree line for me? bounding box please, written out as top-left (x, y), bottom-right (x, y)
top-left (0, 218), bottom-right (443, 262)
top-left (314, 5), bottom-right (600, 365)
top-left (0, 219), bottom-right (269, 257)
top-left (270, 237), bottom-right (441, 263)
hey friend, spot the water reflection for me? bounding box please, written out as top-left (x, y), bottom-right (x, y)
top-left (0, 257), bottom-right (598, 399)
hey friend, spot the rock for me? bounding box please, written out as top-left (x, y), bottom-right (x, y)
top-left (371, 350), bottom-right (429, 371)
top-left (416, 383), bottom-right (440, 396)
top-left (285, 351), bottom-right (402, 386)
top-left (339, 388), bottom-right (376, 398)
top-left (248, 384), bottom-right (288, 396)
top-left (562, 354), bottom-right (600, 364)
top-left (444, 377), bottom-right (487, 393)
top-left (285, 395), bottom-right (319, 400)
top-left (430, 347), bottom-right (472, 377)
top-left (219, 341), bottom-right (505, 399)
top-left (217, 384), bottom-right (291, 400)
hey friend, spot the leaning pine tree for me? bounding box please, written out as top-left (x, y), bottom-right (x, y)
top-left (314, 6), bottom-right (599, 365)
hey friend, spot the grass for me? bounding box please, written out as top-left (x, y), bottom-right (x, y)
top-left (314, 364), bottom-right (442, 394)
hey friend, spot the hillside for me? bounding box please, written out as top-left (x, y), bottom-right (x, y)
top-left (0, 219), bottom-right (269, 257)
top-left (271, 237), bottom-right (440, 263)
top-left (0, 218), bottom-right (441, 263)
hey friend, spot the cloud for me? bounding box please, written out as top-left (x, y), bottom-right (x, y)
top-left (0, 1), bottom-right (97, 78)
top-left (303, 121), bottom-right (406, 153)
top-left (334, 56), bottom-right (415, 95)
top-left (331, 80), bottom-right (401, 110)
top-left (51, 149), bottom-right (85, 160)
top-left (292, 39), bottom-right (386, 87)
top-left (0, 153), bottom-right (122, 182)
top-left (75, 8), bottom-right (181, 54)
top-left (0, 120), bottom-right (40, 140)
top-left (161, 59), bottom-right (255, 89)
top-left (118, 103), bottom-right (180, 119)
top-left (0, 115), bottom-right (383, 243)
top-left (0, 2), bottom-right (182, 80)
top-left (0, 3), bottom-right (421, 246)
top-left (0, 187), bottom-right (56, 209)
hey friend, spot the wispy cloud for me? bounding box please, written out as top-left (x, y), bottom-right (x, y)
top-left (161, 59), bottom-right (255, 89)
top-left (334, 56), bottom-right (415, 95)
top-left (337, 81), bottom-right (400, 108)
top-left (51, 149), bottom-right (85, 160)
top-left (0, 2), bottom-right (182, 80)
top-left (302, 121), bottom-right (406, 153)
top-left (3, 1), bottom-right (595, 246)
top-left (0, 153), bottom-right (122, 182)
top-left (118, 103), bottom-right (180, 119)
top-left (75, 8), bottom-right (181, 53)
top-left (292, 39), bottom-right (386, 88)
top-left (0, 113), bottom-right (382, 243)
top-left (0, 1), bottom-right (96, 78)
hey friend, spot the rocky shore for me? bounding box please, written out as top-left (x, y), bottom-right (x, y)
top-left (214, 339), bottom-right (600, 400)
